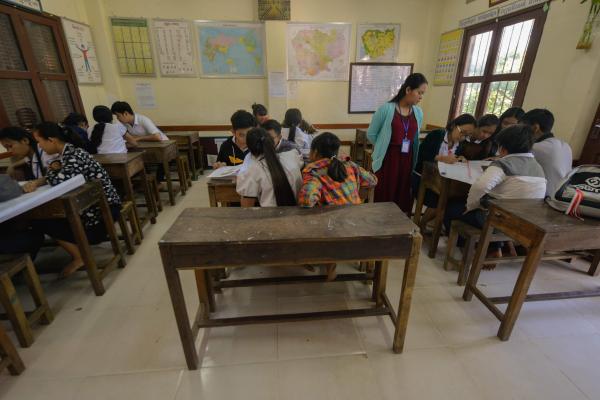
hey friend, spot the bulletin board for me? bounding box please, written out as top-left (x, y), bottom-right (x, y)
top-left (110, 17), bottom-right (155, 76)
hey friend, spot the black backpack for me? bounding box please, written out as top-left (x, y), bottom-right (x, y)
top-left (546, 165), bottom-right (600, 219)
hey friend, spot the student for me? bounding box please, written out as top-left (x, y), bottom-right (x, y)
top-left (446, 124), bottom-right (546, 261)
top-left (520, 109), bottom-right (572, 197)
top-left (236, 128), bottom-right (303, 207)
top-left (261, 119), bottom-right (301, 154)
top-left (251, 103), bottom-right (270, 125)
top-left (0, 126), bottom-right (56, 192)
top-left (214, 110), bottom-right (253, 168)
top-left (488, 107), bottom-right (525, 157)
top-left (412, 114), bottom-right (476, 230)
top-left (63, 112), bottom-right (92, 151)
top-left (89, 105), bottom-right (137, 154)
top-left (110, 101), bottom-right (168, 142)
top-left (31, 122), bottom-right (121, 278)
top-left (298, 132), bottom-right (377, 280)
top-left (456, 114), bottom-right (499, 160)
top-left (282, 108), bottom-right (313, 161)
top-left (367, 73), bottom-right (428, 214)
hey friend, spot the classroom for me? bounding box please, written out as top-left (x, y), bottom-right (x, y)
top-left (0, 0), bottom-right (599, 398)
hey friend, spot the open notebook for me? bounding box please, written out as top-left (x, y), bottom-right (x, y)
top-left (438, 160), bottom-right (492, 185)
top-left (207, 165), bottom-right (242, 180)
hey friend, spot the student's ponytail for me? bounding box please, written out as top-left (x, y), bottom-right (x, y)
top-left (34, 122), bottom-right (85, 149)
top-left (89, 106), bottom-right (113, 154)
top-left (246, 128), bottom-right (297, 206)
top-left (311, 132), bottom-right (347, 183)
top-left (283, 108), bottom-right (302, 144)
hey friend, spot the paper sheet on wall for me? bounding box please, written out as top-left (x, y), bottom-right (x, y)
top-left (433, 29), bottom-right (463, 86)
top-left (437, 160), bottom-right (492, 185)
top-left (135, 83), bottom-right (157, 109)
top-left (268, 72), bottom-right (287, 98)
top-left (349, 63), bottom-right (413, 113)
top-left (153, 19), bottom-right (196, 76)
top-left (61, 18), bottom-right (102, 84)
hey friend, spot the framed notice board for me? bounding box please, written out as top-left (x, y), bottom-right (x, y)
top-left (348, 62), bottom-right (413, 114)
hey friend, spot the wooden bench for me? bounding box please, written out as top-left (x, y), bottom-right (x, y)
top-left (0, 254), bottom-right (53, 347)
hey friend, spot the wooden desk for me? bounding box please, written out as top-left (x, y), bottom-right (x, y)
top-left (463, 199), bottom-right (600, 341)
top-left (207, 177), bottom-right (375, 207)
top-left (413, 161), bottom-right (470, 258)
top-left (23, 181), bottom-right (125, 296)
top-left (134, 141), bottom-right (179, 206)
top-left (94, 153), bottom-right (156, 228)
top-left (159, 203), bottom-right (422, 369)
top-left (166, 131), bottom-right (204, 180)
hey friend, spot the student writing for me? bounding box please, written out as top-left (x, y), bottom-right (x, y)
top-left (214, 110), bottom-right (253, 169)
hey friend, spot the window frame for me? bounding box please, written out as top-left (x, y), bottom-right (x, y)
top-left (449, 5), bottom-right (547, 121)
top-left (0, 3), bottom-right (84, 127)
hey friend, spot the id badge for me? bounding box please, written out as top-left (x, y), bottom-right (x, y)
top-left (401, 138), bottom-right (410, 154)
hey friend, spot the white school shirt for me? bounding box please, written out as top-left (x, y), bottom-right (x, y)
top-left (439, 132), bottom-right (459, 156)
top-left (87, 123), bottom-right (128, 154)
top-left (124, 114), bottom-right (168, 141)
top-left (236, 150), bottom-right (303, 207)
top-left (26, 149), bottom-right (56, 179)
top-left (281, 127), bottom-right (312, 161)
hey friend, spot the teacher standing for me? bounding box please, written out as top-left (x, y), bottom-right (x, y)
top-left (367, 73), bottom-right (428, 214)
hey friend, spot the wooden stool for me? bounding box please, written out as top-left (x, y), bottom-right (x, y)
top-left (0, 325), bottom-right (24, 375)
top-left (443, 220), bottom-right (509, 286)
top-left (118, 201), bottom-right (141, 254)
top-left (147, 174), bottom-right (162, 213)
top-left (0, 255), bottom-right (53, 347)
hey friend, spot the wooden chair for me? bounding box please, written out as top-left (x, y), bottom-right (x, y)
top-left (118, 201), bottom-right (141, 254)
top-left (0, 325), bottom-right (24, 375)
top-left (0, 254), bottom-right (53, 347)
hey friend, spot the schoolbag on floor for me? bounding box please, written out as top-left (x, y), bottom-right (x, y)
top-left (546, 165), bottom-right (600, 219)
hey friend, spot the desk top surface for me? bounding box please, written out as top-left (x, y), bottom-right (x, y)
top-left (489, 199), bottom-right (600, 233)
top-left (160, 202), bottom-right (417, 246)
top-left (165, 132), bottom-right (199, 138)
top-left (135, 140), bottom-right (176, 149)
top-left (207, 177), bottom-right (236, 187)
top-left (94, 152), bottom-right (144, 165)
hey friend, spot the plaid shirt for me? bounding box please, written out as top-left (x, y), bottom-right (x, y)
top-left (298, 159), bottom-right (378, 207)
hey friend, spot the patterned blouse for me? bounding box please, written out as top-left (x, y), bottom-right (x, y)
top-left (45, 143), bottom-right (121, 228)
top-left (298, 158), bottom-right (378, 207)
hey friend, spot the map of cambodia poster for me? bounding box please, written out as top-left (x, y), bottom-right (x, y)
top-left (287, 23), bottom-right (351, 81)
top-left (195, 21), bottom-right (266, 78)
top-left (356, 23), bottom-right (400, 62)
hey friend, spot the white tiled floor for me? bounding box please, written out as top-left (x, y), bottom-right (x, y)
top-left (1, 176), bottom-right (600, 399)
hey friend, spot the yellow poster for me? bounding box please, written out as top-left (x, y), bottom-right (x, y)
top-left (434, 29), bottom-right (464, 86)
top-left (111, 17), bottom-right (155, 75)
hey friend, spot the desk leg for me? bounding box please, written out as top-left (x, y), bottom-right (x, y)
top-left (413, 179), bottom-right (426, 226)
top-left (139, 168), bottom-right (157, 224)
top-left (99, 193), bottom-right (126, 270)
top-left (497, 233), bottom-right (545, 341)
top-left (588, 250), bottom-right (600, 277)
top-left (208, 186), bottom-right (217, 207)
top-left (194, 270), bottom-right (213, 317)
top-left (371, 260), bottom-right (388, 307)
top-left (0, 325), bottom-right (24, 375)
top-left (428, 179), bottom-right (449, 259)
top-left (160, 249), bottom-right (198, 370)
top-left (188, 142), bottom-right (198, 181)
top-left (164, 159), bottom-right (176, 206)
top-left (196, 144), bottom-right (204, 175)
top-left (393, 234), bottom-right (421, 353)
top-left (463, 214), bottom-right (494, 302)
top-left (122, 172), bottom-right (143, 243)
top-left (63, 200), bottom-right (105, 296)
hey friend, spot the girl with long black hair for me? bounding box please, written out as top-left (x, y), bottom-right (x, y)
top-left (282, 108), bottom-right (313, 161)
top-left (89, 105), bottom-right (136, 154)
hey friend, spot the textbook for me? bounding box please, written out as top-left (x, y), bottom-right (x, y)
top-left (207, 165), bottom-right (242, 180)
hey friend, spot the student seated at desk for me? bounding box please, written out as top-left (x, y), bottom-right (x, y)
top-left (110, 101), bottom-right (168, 142)
top-left (252, 103), bottom-right (270, 126)
top-left (0, 175), bottom-right (44, 259)
top-left (88, 105), bottom-right (137, 154)
top-left (520, 109), bottom-right (572, 197)
top-left (298, 132), bottom-right (377, 280)
top-left (444, 124), bottom-right (546, 263)
top-left (31, 122), bottom-right (122, 278)
top-left (456, 114), bottom-right (499, 160)
top-left (236, 128), bottom-right (303, 207)
top-left (0, 127), bottom-right (57, 192)
top-left (485, 107), bottom-right (525, 158)
top-left (213, 110), bottom-right (253, 169)
top-left (63, 112), bottom-right (92, 152)
top-left (282, 108), bottom-right (313, 161)
top-left (261, 119), bottom-right (301, 154)
top-left (412, 114), bottom-right (476, 230)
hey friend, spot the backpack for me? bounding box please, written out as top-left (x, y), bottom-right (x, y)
top-left (546, 165), bottom-right (600, 219)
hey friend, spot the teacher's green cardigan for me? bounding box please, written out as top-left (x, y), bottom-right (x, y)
top-left (366, 102), bottom-right (424, 173)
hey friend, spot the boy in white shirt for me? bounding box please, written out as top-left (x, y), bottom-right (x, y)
top-left (111, 101), bottom-right (168, 142)
top-left (520, 109), bottom-right (572, 197)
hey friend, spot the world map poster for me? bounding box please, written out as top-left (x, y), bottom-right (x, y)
top-left (287, 23), bottom-right (351, 81)
top-left (356, 23), bottom-right (400, 62)
top-left (195, 21), bottom-right (266, 78)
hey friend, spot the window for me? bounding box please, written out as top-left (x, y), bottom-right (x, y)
top-left (450, 7), bottom-right (547, 119)
top-left (0, 4), bottom-right (83, 129)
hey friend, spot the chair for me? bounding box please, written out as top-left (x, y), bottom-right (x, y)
top-left (0, 325), bottom-right (24, 375)
top-left (118, 201), bottom-right (141, 254)
top-left (0, 254), bottom-right (53, 347)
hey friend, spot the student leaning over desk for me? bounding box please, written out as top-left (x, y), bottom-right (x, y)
top-left (367, 73), bottom-right (427, 215)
